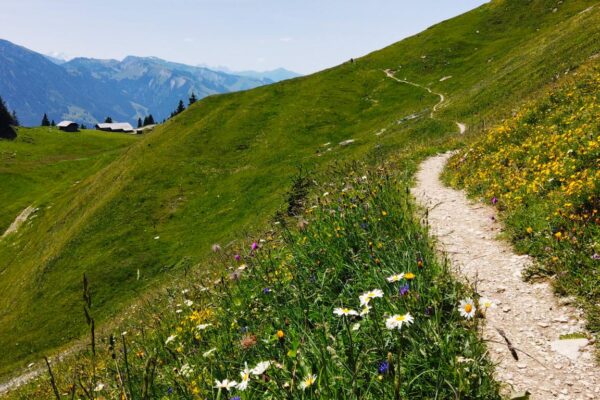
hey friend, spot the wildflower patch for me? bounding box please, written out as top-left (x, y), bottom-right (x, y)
top-left (445, 61), bottom-right (600, 335)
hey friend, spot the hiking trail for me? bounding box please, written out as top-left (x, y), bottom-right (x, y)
top-left (412, 152), bottom-right (599, 399)
top-left (384, 69), bottom-right (466, 134)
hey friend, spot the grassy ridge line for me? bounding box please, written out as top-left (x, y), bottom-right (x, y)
top-left (0, 127), bottom-right (138, 232)
top-left (2, 0), bottom-right (600, 376)
top-left (364, 0), bottom-right (600, 126)
top-left (6, 161), bottom-right (500, 399)
top-left (444, 60), bottom-right (600, 337)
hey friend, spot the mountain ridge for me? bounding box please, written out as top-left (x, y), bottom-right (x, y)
top-left (0, 39), bottom-right (296, 126)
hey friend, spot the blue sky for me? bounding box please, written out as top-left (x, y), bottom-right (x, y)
top-left (0, 0), bottom-right (487, 74)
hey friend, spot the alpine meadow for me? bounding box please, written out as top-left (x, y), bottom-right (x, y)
top-left (1, 1), bottom-right (599, 399)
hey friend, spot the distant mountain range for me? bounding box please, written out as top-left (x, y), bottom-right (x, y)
top-left (198, 64), bottom-right (301, 82)
top-left (0, 39), bottom-right (300, 126)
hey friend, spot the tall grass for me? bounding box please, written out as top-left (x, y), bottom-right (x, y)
top-left (9, 163), bottom-right (500, 399)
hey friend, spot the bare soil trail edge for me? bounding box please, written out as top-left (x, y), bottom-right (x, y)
top-left (412, 152), bottom-right (599, 399)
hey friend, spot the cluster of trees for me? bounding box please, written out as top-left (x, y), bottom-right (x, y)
top-left (168, 92), bottom-right (198, 119)
top-left (137, 115), bottom-right (155, 128)
top-left (41, 113), bottom-right (56, 127)
top-left (0, 95), bottom-right (17, 140)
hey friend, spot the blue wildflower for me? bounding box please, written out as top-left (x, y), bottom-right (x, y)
top-left (378, 361), bottom-right (389, 374)
top-left (263, 287), bottom-right (272, 294)
top-left (399, 283), bottom-right (410, 296)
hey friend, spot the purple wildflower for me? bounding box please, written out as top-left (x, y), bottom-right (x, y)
top-left (234, 254), bottom-right (241, 262)
top-left (230, 397), bottom-right (241, 400)
top-left (167, 387), bottom-right (173, 394)
top-left (399, 283), bottom-right (410, 296)
top-left (378, 361), bottom-right (389, 374)
top-left (263, 287), bottom-right (272, 294)
top-left (251, 242), bottom-right (259, 251)
top-left (592, 253), bottom-right (600, 260)
top-left (491, 197), bottom-right (498, 205)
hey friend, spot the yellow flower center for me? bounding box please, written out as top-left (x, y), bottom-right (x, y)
top-left (395, 315), bottom-right (406, 322)
top-left (464, 304), bottom-right (473, 313)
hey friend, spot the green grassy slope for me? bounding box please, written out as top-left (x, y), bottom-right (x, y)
top-left (0, 127), bottom-right (138, 233)
top-left (1, 0), bottom-right (599, 376)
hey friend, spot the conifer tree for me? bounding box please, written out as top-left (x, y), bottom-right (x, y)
top-left (41, 113), bottom-right (50, 127)
top-left (104, 116), bottom-right (113, 123)
top-left (80, 123), bottom-right (87, 130)
top-left (147, 114), bottom-right (155, 125)
top-left (137, 117), bottom-right (142, 128)
top-left (0, 96), bottom-right (17, 139)
top-left (189, 92), bottom-right (197, 106)
top-left (51, 120), bottom-right (55, 126)
top-left (176, 100), bottom-right (186, 115)
top-left (11, 110), bottom-right (19, 127)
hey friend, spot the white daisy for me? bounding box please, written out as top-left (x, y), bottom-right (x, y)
top-left (251, 361), bottom-right (271, 376)
top-left (237, 363), bottom-right (251, 391)
top-left (386, 273), bottom-right (405, 283)
top-left (214, 379), bottom-right (237, 390)
top-left (333, 307), bottom-right (358, 317)
top-left (385, 313), bottom-right (414, 331)
top-left (459, 298), bottom-right (477, 319)
top-left (359, 289), bottom-right (384, 306)
top-left (359, 305), bottom-right (371, 316)
top-left (184, 299), bottom-right (194, 307)
top-left (479, 298), bottom-right (496, 310)
top-left (299, 374), bottom-right (317, 390)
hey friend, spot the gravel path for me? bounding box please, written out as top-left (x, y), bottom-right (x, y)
top-left (0, 368), bottom-right (44, 395)
top-left (412, 152), bottom-right (599, 399)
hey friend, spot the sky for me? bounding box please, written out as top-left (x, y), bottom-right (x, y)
top-left (0, 0), bottom-right (488, 74)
